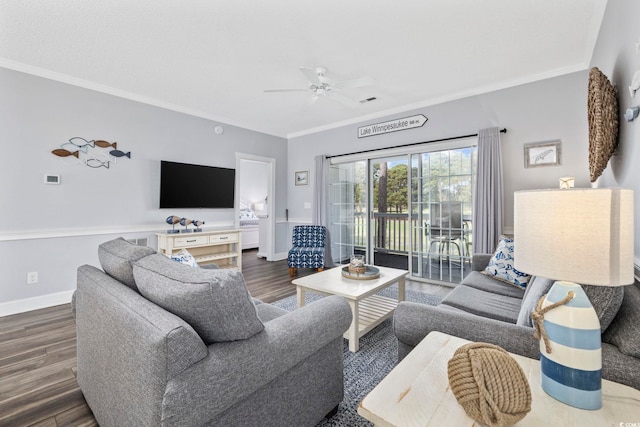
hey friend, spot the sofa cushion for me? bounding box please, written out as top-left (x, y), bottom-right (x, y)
top-left (482, 236), bottom-right (531, 290)
top-left (516, 276), bottom-right (555, 327)
top-left (583, 284), bottom-right (624, 333)
top-left (602, 282), bottom-right (640, 357)
top-left (98, 237), bottom-right (156, 292)
top-left (133, 254), bottom-right (264, 344)
top-left (440, 285), bottom-right (522, 323)
top-left (461, 271), bottom-right (526, 299)
top-left (514, 279), bottom-right (624, 331)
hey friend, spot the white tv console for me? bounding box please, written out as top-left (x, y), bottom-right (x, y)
top-left (156, 228), bottom-right (242, 270)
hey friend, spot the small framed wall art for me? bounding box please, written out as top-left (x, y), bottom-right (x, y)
top-left (295, 170), bottom-right (309, 186)
top-left (524, 140), bottom-right (561, 168)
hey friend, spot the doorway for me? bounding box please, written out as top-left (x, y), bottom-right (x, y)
top-left (236, 153), bottom-right (275, 261)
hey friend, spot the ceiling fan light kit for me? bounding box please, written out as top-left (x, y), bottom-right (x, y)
top-left (265, 66), bottom-right (373, 108)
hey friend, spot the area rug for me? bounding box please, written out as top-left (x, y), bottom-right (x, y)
top-left (271, 285), bottom-right (443, 427)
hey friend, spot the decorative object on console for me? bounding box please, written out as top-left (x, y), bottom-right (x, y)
top-left (192, 220), bottom-right (205, 232)
top-left (180, 217), bottom-right (193, 232)
top-left (588, 67), bottom-right (619, 183)
top-left (523, 140), bottom-right (561, 168)
top-left (514, 188), bottom-right (633, 410)
top-left (448, 342), bottom-right (531, 427)
top-left (559, 176), bottom-right (575, 189)
top-left (165, 215), bottom-right (181, 234)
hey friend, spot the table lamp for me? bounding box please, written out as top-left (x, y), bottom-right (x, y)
top-left (513, 188), bottom-right (633, 410)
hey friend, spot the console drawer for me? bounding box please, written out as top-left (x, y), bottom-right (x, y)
top-left (210, 233), bottom-right (238, 244)
top-left (174, 235), bottom-right (209, 247)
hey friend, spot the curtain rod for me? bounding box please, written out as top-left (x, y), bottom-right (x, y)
top-left (327, 128), bottom-right (507, 159)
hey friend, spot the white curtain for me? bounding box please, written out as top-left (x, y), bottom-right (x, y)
top-left (313, 155), bottom-right (334, 267)
top-left (472, 127), bottom-right (503, 254)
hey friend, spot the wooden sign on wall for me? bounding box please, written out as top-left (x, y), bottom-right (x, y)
top-left (358, 114), bottom-right (427, 138)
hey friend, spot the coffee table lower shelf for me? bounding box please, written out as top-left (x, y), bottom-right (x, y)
top-left (352, 294), bottom-right (398, 338)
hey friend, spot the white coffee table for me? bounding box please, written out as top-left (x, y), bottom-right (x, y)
top-left (292, 265), bottom-right (407, 352)
top-left (358, 331), bottom-right (640, 426)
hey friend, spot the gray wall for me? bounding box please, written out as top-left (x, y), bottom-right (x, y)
top-left (239, 160), bottom-right (268, 209)
top-left (0, 68), bottom-right (287, 313)
top-left (590, 0), bottom-right (640, 261)
top-left (287, 71), bottom-right (591, 234)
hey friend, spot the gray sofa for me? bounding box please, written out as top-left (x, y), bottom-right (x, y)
top-left (394, 254), bottom-right (640, 390)
top-left (74, 238), bottom-right (352, 427)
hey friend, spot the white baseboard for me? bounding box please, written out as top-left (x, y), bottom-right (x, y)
top-left (272, 252), bottom-right (288, 261)
top-left (0, 290), bottom-right (75, 317)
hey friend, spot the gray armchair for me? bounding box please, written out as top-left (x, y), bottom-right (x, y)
top-left (75, 238), bottom-right (352, 427)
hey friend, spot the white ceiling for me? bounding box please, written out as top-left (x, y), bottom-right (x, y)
top-left (0, 0), bottom-right (607, 139)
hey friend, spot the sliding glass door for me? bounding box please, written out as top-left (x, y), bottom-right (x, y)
top-left (370, 156), bottom-right (409, 270)
top-left (328, 140), bottom-right (477, 284)
top-left (410, 146), bottom-right (476, 282)
top-left (328, 161), bottom-right (367, 265)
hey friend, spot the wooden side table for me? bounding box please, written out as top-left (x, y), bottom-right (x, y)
top-left (358, 331), bottom-right (640, 426)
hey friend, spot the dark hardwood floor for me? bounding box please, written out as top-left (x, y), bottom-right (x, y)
top-left (0, 249), bottom-right (451, 426)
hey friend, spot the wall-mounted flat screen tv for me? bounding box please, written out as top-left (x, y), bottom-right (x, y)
top-left (159, 160), bottom-right (235, 208)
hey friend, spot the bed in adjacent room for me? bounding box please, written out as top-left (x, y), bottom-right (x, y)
top-left (239, 207), bottom-right (260, 249)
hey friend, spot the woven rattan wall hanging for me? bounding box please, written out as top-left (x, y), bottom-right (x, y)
top-left (587, 67), bottom-right (618, 182)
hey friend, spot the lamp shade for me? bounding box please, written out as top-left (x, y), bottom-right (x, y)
top-left (514, 188), bottom-right (633, 286)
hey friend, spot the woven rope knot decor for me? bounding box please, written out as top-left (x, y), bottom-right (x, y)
top-left (447, 343), bottom-right (531, 427)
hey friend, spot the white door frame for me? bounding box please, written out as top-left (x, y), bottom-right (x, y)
top-left (236, 152), bottom-right (276, 261)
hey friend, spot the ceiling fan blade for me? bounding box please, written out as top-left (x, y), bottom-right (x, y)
top-left (328, 92), bottom-right (359, 108)
top-left (299, 67), bottom-right (322, 85)
top-left (307, 95), bottom-right (319, 106)
top-left (333, 75), bottom-right (374, 89)
top-left (264, 88), bottom-right (309, 93)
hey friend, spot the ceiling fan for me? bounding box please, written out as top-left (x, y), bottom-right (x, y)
top-left (264, 66), bottom-right (373, 107)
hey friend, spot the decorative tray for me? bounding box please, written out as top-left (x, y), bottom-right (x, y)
top-left (341, 265), bottom-right (380, 280)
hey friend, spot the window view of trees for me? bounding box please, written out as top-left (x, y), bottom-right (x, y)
top-left (369, 147), bottom-right (476, 216)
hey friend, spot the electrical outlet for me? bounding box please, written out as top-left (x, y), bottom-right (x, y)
top-left (27, 272), bottom-right (38, 284)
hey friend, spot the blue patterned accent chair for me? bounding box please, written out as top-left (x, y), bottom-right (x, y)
top-left (288, 225), bottom-right (327, 277)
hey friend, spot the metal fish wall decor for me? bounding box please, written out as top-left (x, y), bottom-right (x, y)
top-left (51, 137), bottom-right (132, 169)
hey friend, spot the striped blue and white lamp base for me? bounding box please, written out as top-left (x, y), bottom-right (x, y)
top-left (539, 281), bottom-right (602, 410)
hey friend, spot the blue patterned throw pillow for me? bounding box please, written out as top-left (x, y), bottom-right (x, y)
top-left (482, 236), bottom-right (531, 289)
top-left (169, 248), bottom-right (198, 267)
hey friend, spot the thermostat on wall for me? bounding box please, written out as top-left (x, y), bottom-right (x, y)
top-left (44, 174), bottom-right (61, 185)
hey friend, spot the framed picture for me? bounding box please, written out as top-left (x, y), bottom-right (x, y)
top-left (295, 170), bottom-right (309, 186)
top-left (524, 140), bottom-right (561, 168)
